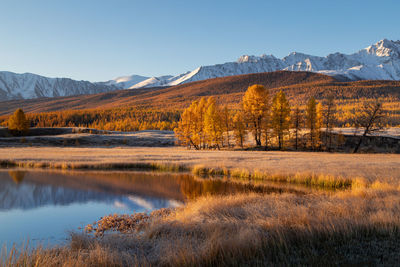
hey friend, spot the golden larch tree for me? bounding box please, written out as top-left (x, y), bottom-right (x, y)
top-left (233, 112), bottom-right (246, 148)
top-left (175, 100), bottom-right (204, 150)
top-left (271, 91), bottom-right (291, 149)
top-left (316, 102), bottom-right (323, 148)
top-left (306, 97), bottom-right (318, 150)
top-left (204, 97), bottom-right (223, 149)
top-left (221, 105), bottom-right (231, 147)
top-left (242, 84), bottom-right (269, 146)
top-left (323, 96), bottom-right (336, 151)
top-left (8, 108), bottom-right (29, 135)
top-left (291, 106), bottom-right (303, 150)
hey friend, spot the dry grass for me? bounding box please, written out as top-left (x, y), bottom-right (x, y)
top-left (1, 147), bottom-right (400, 265)
top-left (3, 189), bottom-right (400, 266)
top-left (0, 147), bottom-right (399, 182)
top-left (0, 159), bottom-right (188, 173)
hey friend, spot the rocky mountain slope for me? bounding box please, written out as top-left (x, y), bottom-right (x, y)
top-left (0, 71), bottom-right (119, 100)
top-left (2, 39), bottom-right (399, 100)
top-left (124, 39), bottom-right (400, 88)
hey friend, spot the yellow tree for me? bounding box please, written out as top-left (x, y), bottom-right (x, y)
top-left (306, 97), bottom-right (319, 150)
top-left (291, 106), bottom-right (303, 150)
top-left (194, 97), bottom-right (207, 149)
top-left (323, 96), bottom-right (336, 151)
top-left (204, 97), bottom-right (223, 149)
top-left (271, 91), bottom-right (291, 149)
top-left (316, 102), bottom-right (323, 148)
top-left (175, 100), bottom-right (204, 149)
top-left (221, 105), bottom-right (231, 147)
top-left (242, 84), bottom-right (269, 146)
top-left (233, 112), bottom-right (246, 148)
top-left (175, 105), bottom-right (197, 149)
top-left (8, 108), bottom-right (29, 135)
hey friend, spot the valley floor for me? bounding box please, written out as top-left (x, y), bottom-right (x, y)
top-left (2, 146), bottom-right (400, 266)
top-left (1, 146), bottom-right (399, 184)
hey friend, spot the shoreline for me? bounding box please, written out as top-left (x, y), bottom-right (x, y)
top-left (1, 146), bottom-right (400, 189)
top-left (1, 147), bottom-right (400, 265)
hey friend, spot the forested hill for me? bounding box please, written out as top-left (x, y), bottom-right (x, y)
top-left (3, 70), bottom-right (400, 115)
top-left (1, 70), bottom-right (400, 131)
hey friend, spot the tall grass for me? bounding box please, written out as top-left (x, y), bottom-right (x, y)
top-left (1, 159), bottom-right (395, 190)
top-left (191, 165), bottom-right (353, 189)
top-left (2, 190), bottom-right (400, 266)
top-left (0, 159), bottom-right (188, 173)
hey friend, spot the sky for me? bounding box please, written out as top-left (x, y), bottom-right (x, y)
top-left (0, 0), bottom-right (399, 82)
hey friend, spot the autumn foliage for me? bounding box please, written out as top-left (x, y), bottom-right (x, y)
top-left (175, 84), bottom-right (336, 150)
top-left (8, 108), bottom-right (29, 135)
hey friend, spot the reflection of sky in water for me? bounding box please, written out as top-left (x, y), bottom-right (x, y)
top-left (0, 170), bottom-right (184, 248)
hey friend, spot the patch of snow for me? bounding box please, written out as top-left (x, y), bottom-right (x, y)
top-left (2, 39), bottom-right (400, 99)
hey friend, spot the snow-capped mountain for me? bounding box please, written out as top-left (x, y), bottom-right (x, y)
top-left (0, 71), bottom-right (119, 100)
top-left (105, 74), bottom-right (149, 89)
top-left (2, 39), bottom-right (400, 100)
top-left (122, 39), bottom-right (400, 88)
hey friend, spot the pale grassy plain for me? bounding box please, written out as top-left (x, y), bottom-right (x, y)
top-left (0, 146), bottom-right (399, 184)
top-left (2, 146), bottom-right (400, 266)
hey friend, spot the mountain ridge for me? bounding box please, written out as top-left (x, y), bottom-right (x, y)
top-left (1, 39), bottom-right (400, 100)
top-left (0, 71), bottom-right (119, 100)
top-left (121, 39), bottom-right (400, 88)
top-left (4, 71), bottom-right (400, 116)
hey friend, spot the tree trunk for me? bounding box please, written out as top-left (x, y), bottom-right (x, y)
top-left (278, 134), bottom-right (282, 150)
top-left (353, 136), bottom-right (363, 153)
top-left (189, 139), bottom-right (200, 150)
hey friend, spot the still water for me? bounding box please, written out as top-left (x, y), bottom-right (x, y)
top-left (0, 169), bottom-right (305, 248)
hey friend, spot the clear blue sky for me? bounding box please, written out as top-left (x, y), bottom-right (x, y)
top-left (0, 0), bottom-right (398, 82)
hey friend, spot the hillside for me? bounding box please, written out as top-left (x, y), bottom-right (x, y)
top-left (0, 71), bottom-right (336, 115)
top-left (1, 70), bottom-right (400, 117)
top-left (1, 70), bottom-right (400, 129)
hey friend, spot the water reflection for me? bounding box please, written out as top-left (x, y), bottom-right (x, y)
top-left (0, 171), bottom-right (181, 211)
top-left (8, 170), bottom-right (26, 184)
top-left (0, 169), bottom-right (309, 248)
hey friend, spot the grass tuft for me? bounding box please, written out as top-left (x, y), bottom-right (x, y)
top-left (3, 191), bottom-right (400, 266)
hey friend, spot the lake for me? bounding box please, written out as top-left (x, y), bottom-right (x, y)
top-left (0, 169), bottom-right (306, 249)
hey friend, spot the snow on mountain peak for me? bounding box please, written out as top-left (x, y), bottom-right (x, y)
top-left (364, 39), bottom-right (400, 58)
top-left (105, 38), bottom-right (400, 90)
top-left (238, 55), bottom-right (258, 63)
top-left (106, 74), bottom-right (149, 89)
top-left (2, 39), bottom-right (400, 100)
top-left (0, 71), bottom-right (120, 100)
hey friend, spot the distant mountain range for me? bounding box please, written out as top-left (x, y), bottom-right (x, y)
top-left (0, 71), bottom-right (119, 100)
top-left (1, 39), bottom-right (400, 100)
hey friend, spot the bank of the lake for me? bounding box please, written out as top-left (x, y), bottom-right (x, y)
top-left (1, 147), bottom-right (400, 266)
top-left (1, 146), bottom-right (400, 187)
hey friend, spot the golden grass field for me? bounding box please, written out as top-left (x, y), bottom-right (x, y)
top-left (1, 146), bottom-right (399, 184)
top-left (2, 146), bottom-right (400, 266)
top-left (3, 190), bottom-right (400, 266)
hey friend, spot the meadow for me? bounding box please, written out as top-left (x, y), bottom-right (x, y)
top-left (2, 182), bottom-right (400, 265)
top-left (1, 146), bottom-right (400, 265)
top-left (1, 146), bottom-right (399, 185)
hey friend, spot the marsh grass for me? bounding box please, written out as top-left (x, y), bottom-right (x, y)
top-left (0, 159), bottom-right (394, 191)
top-left (3, 190), bottom-right (400, 266)
top-left (191, 165), bottom-right (353, 190)
top-left (0, 159), bottom-right (188, 173)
